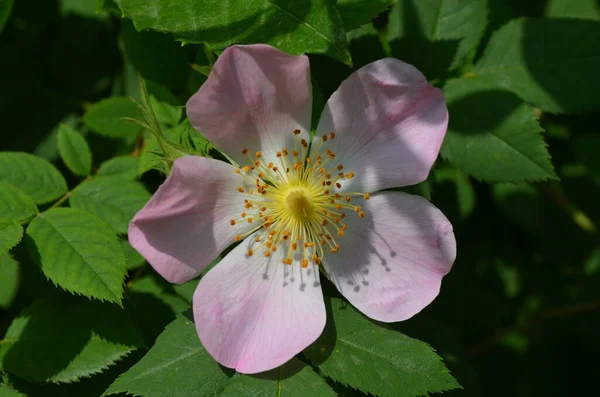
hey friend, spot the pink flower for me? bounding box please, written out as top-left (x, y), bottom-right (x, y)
top-left (129, 44), bottom-right (455, 374)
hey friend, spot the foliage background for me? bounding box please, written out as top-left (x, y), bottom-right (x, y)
top-left (1, 0), bottom-right (600, 396)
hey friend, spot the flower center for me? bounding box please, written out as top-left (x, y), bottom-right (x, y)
top-left (284, 189), bottom-right (313, 220)
top-left (229, 130), bottom-right (369, 267)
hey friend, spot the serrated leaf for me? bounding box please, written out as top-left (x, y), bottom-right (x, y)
top-left (70, 177), bottom-right (150, 234)
top-left (83, 97), bottom-right (145, 139)
top-left (0, 0), bottom-right (14, 33)
top-left (476, 18), bottom-right (600, 113)
top-left (0, 182), bottom-right (38, 222)
top-left (97, 156), bottom-right (139, 180)
top-left (25, 208), bottom-right (127, 304)
top-left (440, 78), bottom-right (557, 182)
top-left (103, 313), bottom-right (234, 397)
top-left (0, 384), bottom-right (25, 397)
top-left (0, 221), bottom-right (22, 256)
top-left (388, 0), bottom-right (488, 73)
top-left (336, 0), bottom-right (396, 31)
top-left (0, 254), bottom-right (19, 309)
top-left (57, 124), bottom-right (93, 177)
top-left (304, 298), bottom-right (460, 397)
top-left (0, 296), bottom-right (144, 383)
top-left (121, 19), bottom-right (191, 89)
top-left (545, 0), bottom-right (600, 20)
top-left (219, 359), bottom-right (336, 397)
top-left (111, 0), bottom-right (351, 65)
top-left (0, 152), bottom-right (67, 204)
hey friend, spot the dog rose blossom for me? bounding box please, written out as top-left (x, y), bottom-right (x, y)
top-left (129, 44), bottom-right (456, 374)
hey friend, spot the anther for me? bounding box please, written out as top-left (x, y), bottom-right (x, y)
top-left (301, 258), bottom-right (309, 268)
top-left (237, 187), bottom-right (245, 193)
top-left (359, 211), bottom-right (365, 218)
top-left (255, 151), bottom-right (262, 158)
top-left (247, 218), bottom-right (253, 223)
top-left (247, 249), bottom-right (253, 256)
top-left (230, 219), bottom-right (236, 225)
top-left (234, 168), bottom-right (241, 174)
top-left (330, 132), bottom-right (336, 139)
top-left (264, 251), bottom-right (271, 257)
top-left (364, 193), bottom-right (370, 200)
top-left (241, 148), bottom-right (248, 155)
top-left (345, 172), bottom-right (355, 179)
top-left (242, 166), bottom-right (250, 172)
top-left (293, 129), bottom-right (301, 135)
top-left (234, 235), bottom-right (243, 242)
top-left (322, 134), bottom-right (328, 142)
top-left (337, 165), bottom-right (344, 171)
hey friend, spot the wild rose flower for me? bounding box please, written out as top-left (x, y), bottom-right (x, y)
top-left (129, 44), bottom-right (456, 374)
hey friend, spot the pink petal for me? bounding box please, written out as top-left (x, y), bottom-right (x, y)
top-left (315, 58), bottom-right (448, 193)
top-left (323, 192), bottom-right (455, 323)
top-left (193, 234), bottom-right (325, 374)
top-left (128, 156), bottom-right (255, 284)
top-left (187, 44), bottom-right (312, 167)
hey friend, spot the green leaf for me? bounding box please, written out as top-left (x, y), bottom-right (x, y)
top-left (0, 296), bottom-right (144, 383)
top-left (0, 0), bottom-right (14, 33)
top-left (83, 97), bottom-right (145, 139)
top-left (304, 298), bottom-right (460, 397)
top-left (0, 384), bottom-right (25, 397)
top-left (121, 19), bottom-right (191, 89)
top-left (0, 152), bottom-right (68, 204)
top-left (545, 0), bottom-right (600, 20)
top-left (388, 0), bottom-right (488, 73)
top-left (440, 78), bottom-right (557, 182)
top-left (125, 275), bottom-right (190, 345)
top-left (121, 239), bottom-right (145, 270)
top-left (0, 254), bottom-right (19, 309)
top-left (25, 208), bottom-right (128, 304)
top-left (0, 221), bottom-right (22, 256)
top-left (70, 177), bottom-right (150, 234)
top-left (475, 18), bottom-right (600, 113)
top-left (57, 124), bottom-right (93, 177)
top-left (103, 313), bottom-right (234, 397)
top-left (219, 359), bottom-right (336, 397)
top-left (0, 183), bottom-right (38, 222)
top-left (111, 0), bottom-right (351, 65)
top-left (97, 156), bottom-right (139, 180)
top-left (336, 0), bottom-right (396, 31)
top-left (150, 95), bottom-right (182, 127)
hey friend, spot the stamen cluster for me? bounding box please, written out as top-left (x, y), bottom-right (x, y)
top-left (230, 130), bottom-right (369, 267)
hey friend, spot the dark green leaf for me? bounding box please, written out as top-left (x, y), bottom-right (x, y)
top-left (57, 124), bottom-right (93, 177)
top-left (103, 313), bottom-right (234, 397)
top-left (0, 254), bottom-right (19, 309)
top-left (0, 220), bottom-right (22, 256)
top-left (0, 385), bottom-right (25, 397)
top-left (219, 359), bottom-right (336, 397)
top-left (545, 0), bottom-right (600, 20)
top-left (476, 18), bottom-right (600, 113)
top-left (0, 0), bottom-right (14, 33)
top-left (0, 152), bottom-right (67, 204)
top-left (304, 298), bottom-right (460, 397)
top-left (0, 296), bottom-right (143, 383)
top-left (97, 156), bottom-right (139, 180)
top-left (25, 208), bottom-right (128, 304)
top-left (0, 183), bottom-right (38, 222)
top-left (111, 0), bottom-right (351, 65)
top-left (121, 19), bottom-right (191, 89)
top-left (83, 97), bottom-right (145, 139)
top-left (388, 0), bottom-right (487, 74)
top-left (440, 78), bottom-right (557, 182)
top-left (70, 177), bottom-right (150, 234)
top-left (336, 0), bottom-right (396, 31)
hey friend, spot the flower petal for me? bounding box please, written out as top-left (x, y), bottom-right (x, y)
top-left (128, 156), bottom-right (255, 284)
top-left (323, 192), bottom-right (455, 323)
top-left (315, 58), bottom-right (448, 193)
top-left (187, 44), bottom-right (312, 167)
top-left (193, 235), bottom-right (325, 374)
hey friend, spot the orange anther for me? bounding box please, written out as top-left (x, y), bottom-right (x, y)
top-left (230, 219), bottom-right (236, 225)
top-left (337, 164), bottom-right (344, 171)
top-left (363, 193), bottom-right (370, 200)
top-left (241, 148), bottom-right (248, 155)
top-left (294, 129), bottom-right (301, 135)
top-left (359, 211), bottom-right (365, 218)
top-left (345, 172), bottom-right (355, 179)
top-left (301, 258), bottom-right (309, 268)
top-left (242, 166), bottom-right (250, 172)
top-left (322, 134), bottom-right (328, 142)
top-left (241, 212), bottom-right (247, 218)
top-left (234, 235), bottom-right (243, 242)
top-left (255, 151), bottom-right (263, 158)
top-left (330, 132), bottom-right (336, 139)
top-left (264, 251), bottom-right (271, 257)
top-left (247, 249), bottom-right (253, 256)
top-left (234, 168), bottom-right (241, 174)
top-left (237, 187), bottom-right (245, 193)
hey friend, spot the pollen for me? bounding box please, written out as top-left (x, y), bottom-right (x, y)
top-left (228, 129), bottom-right (368, 268)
